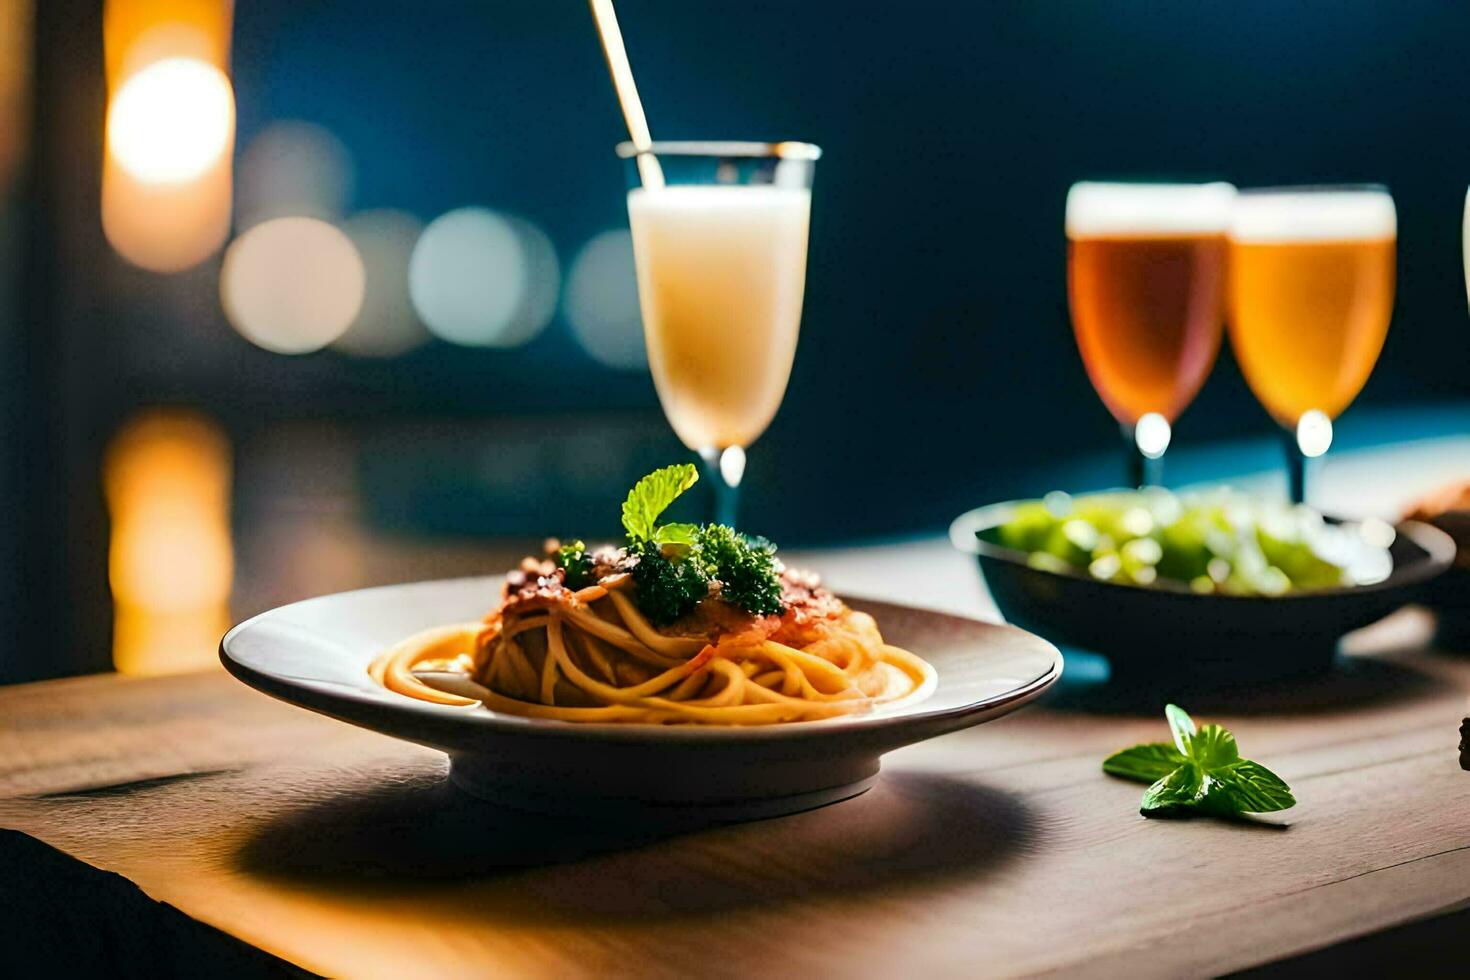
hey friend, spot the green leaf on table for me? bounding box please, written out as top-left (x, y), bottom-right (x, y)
top-left (1203, 761), bottom-right (1297, 814)
top-left (622, 464), bottom-right (699, 544)
top-left (1190, 724), bottom-right (1240, 770)
top-left (1104, 705), bottom-right (1296, 822)
top-left (1141, 763), bottom-right (1205, 814)
top-left (1164, 703), bottom-right (1197, 756)
top-left (1102, 743), bottom-right (1187, 783)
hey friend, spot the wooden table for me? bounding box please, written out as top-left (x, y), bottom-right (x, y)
top-left (3, 531), bottom-right (1469, 977)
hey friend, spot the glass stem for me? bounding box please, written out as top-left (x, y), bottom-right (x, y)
top-left (1123, 424), bottom-right (1162, 488)
top-left (1283, 431), bottom-right (1308, 505)
top-left (699, 446), bottom-right (743, 526)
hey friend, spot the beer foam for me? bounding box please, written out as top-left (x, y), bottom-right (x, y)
top-left (628, 185), bottom-right (810, 212)
top-left (1230, 190), bottom-right (1396, 242)
top-left (1066, 182), bottom-right (1235, 237)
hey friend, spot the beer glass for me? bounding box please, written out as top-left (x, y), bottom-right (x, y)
top-left (620, 141), bottom-right (819, 525)
top-left (1066, 181), bottom-right (1234, 486)
top-left (1227, 186), bottom-right (1396, 503)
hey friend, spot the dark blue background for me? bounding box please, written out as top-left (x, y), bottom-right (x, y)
top-left (226, 2), bottom-right (1467, 538)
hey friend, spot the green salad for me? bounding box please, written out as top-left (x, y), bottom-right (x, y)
top-left (989, 489), bottom-right (1395, 595)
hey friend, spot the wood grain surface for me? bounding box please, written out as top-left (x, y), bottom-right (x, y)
top-left (2, 578), bottom-right (1468, 978)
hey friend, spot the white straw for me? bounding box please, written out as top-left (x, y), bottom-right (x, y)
top-left (588, 0), bottom-right (665, 189)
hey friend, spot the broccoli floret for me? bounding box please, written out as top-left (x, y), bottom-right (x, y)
top-left (699, 524), bottom-right (785, 617)
top-left (630, 544), bottom-right (709, 625)
top-left (554, 540), bottom-right (597, 589)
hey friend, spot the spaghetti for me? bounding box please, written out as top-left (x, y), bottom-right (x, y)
top-left (369, 562), bottom-right (935, 725)
top-left (368, 463), bottom-right (935, 725)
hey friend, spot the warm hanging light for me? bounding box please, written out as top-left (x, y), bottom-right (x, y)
top-left (0, 0), bottom-right (30, 197)
top-left (108, 58), bottom-right (233, 184)
top-left (104, 410), bottom-right (234, 675)
top-left (101, 0), bottom-right (235, 273)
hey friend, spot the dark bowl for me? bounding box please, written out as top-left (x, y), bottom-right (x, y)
top-left (1417, 509), bottom-right (1470, 646)
top-left (950, 501), bottom-right (1456, 682)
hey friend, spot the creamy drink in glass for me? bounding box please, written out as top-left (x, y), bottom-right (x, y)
top-left (620, 142), bottom-right (820, 523)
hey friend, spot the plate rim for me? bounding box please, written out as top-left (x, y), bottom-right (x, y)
top-left (219, 576), bottom-right (1063, 746)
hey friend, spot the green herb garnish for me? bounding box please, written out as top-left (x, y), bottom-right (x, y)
top-left (698, 524), bottom-right (784, 616)
top-left (1103, 704), bottom-right (1296, 819)
top-left (653, 522), bottom-right (700, 553)
top-left (554, 540), bottom-right (596, 589)
top-left (622, 464), bottom-right (700, 545)
top-left (630, 541), bottom-right (712, 625)
top-left (612, 464), bottom-right (786, 625)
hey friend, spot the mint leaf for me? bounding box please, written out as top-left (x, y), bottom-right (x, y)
top-left (653, 522), bottom-right (700, 553)
top-left (1141, 763), bottom-right (1204, 814)
top-left (1203, 761), bottom-right (1296, 814)
top-left (1105, 705), bottom-right (1296, 821)
top-left (1164, 703), bottom-right (1196, 756)
top-left (1190, 724), bottom-right (1240, 770)
top-left (1102, 743), bottom-right (1187, 783)
top-left (622, 464), bottom-right (699, 544)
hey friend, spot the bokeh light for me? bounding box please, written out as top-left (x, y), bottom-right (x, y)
top-left (235, 120), bottom-right (354, 230)
top-left (220, 216), bottom-right (365, 354)
top-left (502, 216), bottom-right (561, 346)
top-left (102, 152), bottom-right (234, 273)
top-left (107, 57), bottom-right (233, 184)
top-left (333, 210), bottom-right (429, 358)
top-left (1296, 409), bottom-right (1334, 459)
top-left (104, 1), bottom-right (233, 85)
top-left (105, 409), bottom-right (232, 676)
top-left (410, 207), bottom-right (557, 348)
top-left (0, 0), bottom-right (31, 196)
top-left (102, 46), bottom-right (235, 272)
top-left (563, 229), bottom-right (646, 369)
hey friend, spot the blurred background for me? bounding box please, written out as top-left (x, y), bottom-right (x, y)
top-left (1, 0), bottom-right (1466, 681)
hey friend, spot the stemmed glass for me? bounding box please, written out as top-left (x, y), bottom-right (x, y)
top-left (620, 141), bottom-right (819, 525)
top-left (1065, 182), bottom-right (1234, 487)
top-left (1227, 186), bottom-right (1397, 503)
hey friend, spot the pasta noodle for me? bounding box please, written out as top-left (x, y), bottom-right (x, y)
top-left (369, 569), bottom-right (936, 725)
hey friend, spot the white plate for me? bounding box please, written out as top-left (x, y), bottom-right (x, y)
top-left (221, 577), bottom-right (1062, 823)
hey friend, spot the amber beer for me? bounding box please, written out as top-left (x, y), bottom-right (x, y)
top-left (1227, 189), bottom-right (1397, 427)
top-left (1066, 183), bottom-right (1234, 426)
